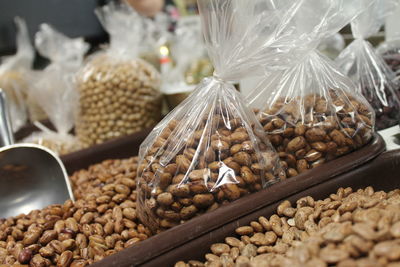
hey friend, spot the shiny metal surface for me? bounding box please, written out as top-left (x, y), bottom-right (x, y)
top-left (0, 89), bottom-right (74, 218)
top-left (0, 90), bottom-right (14, 147)
top-left (0, 144), bottom-right (74, 218)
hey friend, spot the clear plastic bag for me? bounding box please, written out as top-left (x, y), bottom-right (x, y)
top-left (0, 17), bottom-right (33, 132)
top-left (318, 33), bottom-right (345, 60)
top-left (161, 16), bottom-right (204, 95)
top-left (161, 16), bottom-right (209, 109)
top-left (24, 24), bottom-right (89, 155)
top-left (377, 3), bottom-right (400, 77)
top-left (139, 12), bottom-right (172, 70)
top-left (247, 0), bottom-right (375, 177)
top-left (75, 2), bottom-right (162, 147)
top-left (136, 0), bottom-right (302, 232)
top-left (336, 0), bottom-right (400, 130)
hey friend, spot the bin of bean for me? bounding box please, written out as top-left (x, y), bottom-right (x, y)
top-left (247, 0), bottom-right (375, 177)
top-left (0, 156), bottom-right (152, 266)
top-left (336, 0), bottom-right (400, 131)
top-left (136, 0), bottom-right (302, 233)
top-left (75, 2), bottom-right (162, 147)
top-left (170, 148), bottom-right (400, 267)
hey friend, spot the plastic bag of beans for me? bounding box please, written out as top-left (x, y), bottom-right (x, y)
top-left (135, 0), bottom-right (308, 233)
top-left (24, 24), bottom-right (89, 155)
top-left (336, 0), bottom-right (400, 131)
top-left (75, 2), bottom-right (162, 147)
top-left (247, 0), bottom-right (375, 177)
top-left (0, 18), bottom-right (32, 132)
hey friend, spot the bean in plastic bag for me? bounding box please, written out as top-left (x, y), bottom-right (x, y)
top-left (75, 2), bottom-right (162, 147)
top-left (136, 0), bottom-right (302, 232)
top-left (336, 0), bottom-right (400, 130)
top-left (248, 0), bottom-right (375, 177)
top-left (24, 24), bottom-right (89, 155)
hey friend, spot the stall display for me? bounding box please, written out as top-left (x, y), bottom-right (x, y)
top-left (247, 0), bottom-right (375, 176)
top-left (0, 18), bottom-right (33, 132)
top-left (23, 24), bottom-right (89, 155)
top-left (136, 0), bottom-right (298, 233)
top-left (336, 0), bottom-right (400, 130)
top-left (75, 2), bottom-right (162, 147)
top-left (1, 0), bottom-right (399, 266)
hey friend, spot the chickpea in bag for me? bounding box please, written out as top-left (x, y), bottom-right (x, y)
top-left (76, 2), bottom-right (162, 147)
top-left (336, 0), bottom-right (400, 130)
top-left (248, 0), bottom-right (375, 177)
top-left (136, 0), bottom-right (307, 233)
top-left (23, 24), bottom-right (89, 155)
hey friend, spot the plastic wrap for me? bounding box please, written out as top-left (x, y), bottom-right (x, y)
top-left (318, 33), bottom-right (345, 60)
top-left (140, 12), bottom-right (172, 70)
top-left (377, 2), bottom-right (400, 76)
top-left (162, 16), bottom-right (204, 94)
top-left (161, 16), bottom-right (209, 109)
top-left (136, 0), bottom-right (305, 233)
top-left (75, 2), bottom-right (162, 147)
top-left (24, 24), bottom-right (89, 155)
top-left (0, 18), bottom-right (33, 131)
top-left (247, 0), bottom-right (375, 177)
top-left (336, 0), bottom-right (400, 130)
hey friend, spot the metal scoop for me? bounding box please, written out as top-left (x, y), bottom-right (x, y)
top-left (0, 89), bottom-right (74, 218)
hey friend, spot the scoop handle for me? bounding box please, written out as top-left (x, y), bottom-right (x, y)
top-left (0, 89), bottom-right (14, 146)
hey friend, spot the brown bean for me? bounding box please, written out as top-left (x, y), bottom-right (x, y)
top-left (193, 194), bottom-right (215, 208)
top-left (233, 152), bottom-right (252, 166)
top-left (157, 192), bottom-right (174, 206)
top-left (18, 248), bottom-right (32, 264)
top-left (236, 226), bottom-right (254, 236)
top-left (211, 243), bottom-right (230, 256)
top-left (287, 137), bottom-right (307, 152)
top-left (305, 128), bottom-right (326, 142)
top-left (57, 251), bottom-right (73, 267)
